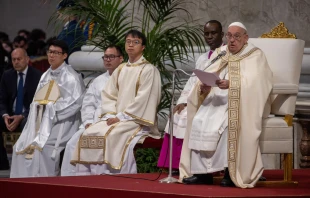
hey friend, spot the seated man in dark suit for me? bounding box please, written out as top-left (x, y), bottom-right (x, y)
top-left (0, 48), bottom-right (42, 170)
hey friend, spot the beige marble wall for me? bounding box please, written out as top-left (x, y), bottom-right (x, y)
top-left (0, 0), bottom-right (309, 45)
top-left (0, 0), bottom-right (59, 41)
top-left (178, 0), bottom-right (310, 46)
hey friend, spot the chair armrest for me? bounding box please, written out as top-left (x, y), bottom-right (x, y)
top-left (272, 83), bottom-right (299, 94)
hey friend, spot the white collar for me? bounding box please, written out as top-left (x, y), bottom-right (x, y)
top-left (17, 66), bottom-right (28, 76)
top-left (51, 62), bottom-right (66, 71)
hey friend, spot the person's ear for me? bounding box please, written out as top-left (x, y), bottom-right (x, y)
top-left (244, 34), bottom-right (249, 42)
top-left (63, 53), bottom-right (68, 60)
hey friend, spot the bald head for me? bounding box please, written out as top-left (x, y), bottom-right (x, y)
top-left (12, 48), bottom-right (28, 56)
top-left (11, 48), bottom-right (29, 72)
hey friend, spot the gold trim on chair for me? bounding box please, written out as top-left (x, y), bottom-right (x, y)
top-left (284, 115), bottom-right (293, 127)
top-left (261, 22), bottom-right (296, 39)
top-left (2, 132), bottom-right (21, 148)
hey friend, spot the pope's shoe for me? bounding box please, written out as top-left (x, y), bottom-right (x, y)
top-left (182, 174), bottom-right (213, 185)
top-left (220, 168), bottom-right (235, 187)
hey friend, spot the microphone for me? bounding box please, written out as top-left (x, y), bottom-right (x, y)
top-left (201, 50), bottom-right (227, 71)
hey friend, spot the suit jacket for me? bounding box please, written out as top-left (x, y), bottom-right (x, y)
top-left (0, 66), bottom-right (42, 118)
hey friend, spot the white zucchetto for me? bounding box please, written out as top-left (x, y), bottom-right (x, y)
top-left (228, 22), bottom-right (247, 31)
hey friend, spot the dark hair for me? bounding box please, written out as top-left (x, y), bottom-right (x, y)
top-left (206, 20), bottom-right (223, 33)
top-left (48, 40), bottom-right (69, 54)
top-left (27, 40), bottom-right (47, 56)
top-left (30, 29), bottom-right (46, 42)
top-left (105, 45), bottom-right (123, 57)
top-left (2, 41), bottom-right (12, 51)
top-left (125, 30), bottom-right (147, 46)
top-left (0, 32), bottom-right (9, 42)
top-left (18, 29), bottom-right (30, 37)
top-left (46, 36), bottom-right (57, 46)
top-left (13, 36), bottom-right (27, 44)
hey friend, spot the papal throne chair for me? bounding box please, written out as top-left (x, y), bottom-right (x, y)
top-left (248, 23), bottom-right (305, 186)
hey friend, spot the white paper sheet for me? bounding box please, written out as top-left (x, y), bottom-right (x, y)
top-left (193, 69), bottom-right (220, 87)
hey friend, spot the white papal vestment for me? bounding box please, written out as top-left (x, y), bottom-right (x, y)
top-left (10, 63), bottom-right (85, 178)
top-left (71, 56), bottom-right (161, 175)
top-left (61, 72), bottom-right (110, 176)
top-left (179, 44), bottom-right (273, 188)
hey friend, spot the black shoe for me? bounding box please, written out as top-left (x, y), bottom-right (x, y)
top-left (220, 168), bottom-right (235, 187)
top-left (259, 175), bottom-right (266, 181)
top-left (183, 174), bottom-right (213, 185)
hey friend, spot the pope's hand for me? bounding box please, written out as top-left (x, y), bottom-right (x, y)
top-left (216, 79), bottom-right (229, 89)
top-left (200, 84), bottom-right (211, 95)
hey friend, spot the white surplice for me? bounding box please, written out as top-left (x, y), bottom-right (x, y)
top-left (179, 44), bottom-right (273, 188)
top-left (71, 56), bottom-right (162, 175)
top-left (61, 72), bottom-right (110, 176)
top-left (10, 63), bottom-right (85, 178)
top-left (165, 51), bottom-right (212, 139)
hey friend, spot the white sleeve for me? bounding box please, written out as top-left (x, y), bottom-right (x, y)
top-left (81, 81), bottom-right (97, 126)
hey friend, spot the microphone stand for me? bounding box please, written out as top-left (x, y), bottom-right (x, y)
top-left (159, 68), bottom-right (195, 184)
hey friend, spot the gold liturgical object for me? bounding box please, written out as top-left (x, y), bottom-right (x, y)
top-left (34, 80), bottom-right (60, 104)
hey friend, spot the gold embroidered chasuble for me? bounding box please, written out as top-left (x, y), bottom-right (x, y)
top-left (179, 44), bottom-right (273, 188)
top-left (71, 56), bottom-right (161, 169)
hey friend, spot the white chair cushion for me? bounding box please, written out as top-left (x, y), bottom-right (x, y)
top-left (272, 83), bottom-right (299, 94)
top-left (260, 117), bottom-right (293, 153)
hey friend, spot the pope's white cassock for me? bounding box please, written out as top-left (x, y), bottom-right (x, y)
top-left (10, 63), bottom-right (85, 178)
top-left (71, 56), bottom-right (161, 175)
top-left (61, 72), bottom-right (110, 176)
top-left (179, 43), bottom-right (273, 188)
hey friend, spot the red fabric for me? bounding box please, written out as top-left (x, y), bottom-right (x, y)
top-left (135, 137), bottom-right (163, 149)
top-left (1, 170), bottom-right (309, 198)
top-left (29, 57), bottom-right (50, 73)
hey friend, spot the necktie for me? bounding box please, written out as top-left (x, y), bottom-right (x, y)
top-left (15, 72), bottom-right (24, 115)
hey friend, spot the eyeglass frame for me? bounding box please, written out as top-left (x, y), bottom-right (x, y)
top-left (102, 55), bottom-right (121, 61)
top-left (125, 39), bottom-right (142, 46)
top-left (46, 50), bottom-right (65, 56)
top-left (225, 32), bottom-right (247, 41)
